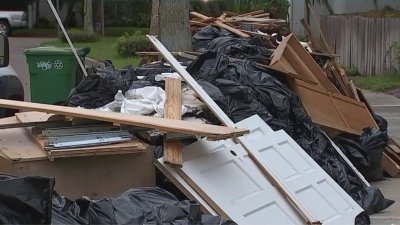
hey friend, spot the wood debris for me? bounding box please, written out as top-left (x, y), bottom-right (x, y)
top-left (189, 10), bottom-right (287, 37)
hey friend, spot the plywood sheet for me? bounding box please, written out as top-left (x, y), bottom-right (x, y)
top-left (270, 33), bottom-right (339, 93)
top-left (0, 117), bottom-right (47, 161)
top-left (291, 80), bottom-right (378, 135)
top-left (0, 99), bottom-right (248, 140)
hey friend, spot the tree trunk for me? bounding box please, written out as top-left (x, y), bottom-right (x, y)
top-left (84, 0), bottom-right (94, 34)
top-left (149, 0), bottom-right (159, 35)
top-left (158, 0), bottom-right (192, 51)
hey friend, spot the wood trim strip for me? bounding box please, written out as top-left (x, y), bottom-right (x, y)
top-left (0, 99), bottom-right (248, 140)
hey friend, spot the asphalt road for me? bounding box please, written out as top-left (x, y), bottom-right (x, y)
top-left (9, 37), bottom-right (54, 101)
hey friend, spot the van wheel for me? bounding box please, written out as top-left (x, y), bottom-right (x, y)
top-left (0, 75), bottom-right (24, 118)
top-left (0, 20), bottom-right (11, 36)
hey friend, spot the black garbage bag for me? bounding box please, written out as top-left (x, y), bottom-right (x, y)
top-left (0, 174), bottom-right (54, 224)
top-left (186, 51), bottom-right (394, 219)
top-left (67, 61), bottom-right (138, 109)
top-left (334, 128), bottom-right (389, 182)
top-left (52, 187), bottom-right (234, 225)
top-left (192, 25), bottom-right (234, 51)
top-left (207, 37), bottom-right (274, 64)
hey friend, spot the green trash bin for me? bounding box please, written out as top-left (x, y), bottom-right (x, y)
top-left (24, 46), bottom-right (90, 104)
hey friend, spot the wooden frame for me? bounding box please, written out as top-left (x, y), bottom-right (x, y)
top-left (290, 80), bottom-right (378, 135)
top-left (270, 33), bottom-right (339, 93)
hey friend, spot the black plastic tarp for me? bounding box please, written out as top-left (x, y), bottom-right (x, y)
top-left (0, 174), bottom-right (54, 224)
top-left (52, 187), bottom-right (234, 225)
top-left (0, 174), bottom-right (233, 225)
top-left (186, 51), bottom-right (394, 222)
top-left (67, 61), bottom-right (138, 109)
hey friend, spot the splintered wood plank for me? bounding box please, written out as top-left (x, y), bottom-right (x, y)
top-left (290, 80), bottom-right (378, 135)
top-left (163, 78), bottom-right (183, 167)
top-left (270, 34), bottom-right (340, 93)
top-left (381, 151), bottom-right (400, 178)
top-left (0, 99), bottom-right (248, 140)
top-left (213, 21), bottom-right (250, 38)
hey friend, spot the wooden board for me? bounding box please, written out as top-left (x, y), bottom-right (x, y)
top-left (0, 116), bottom-right (48, 162)
top-left (290, 80), bottom-right (378, 135)
top-left (381, 151), bottom-right (400, 178)
top-left (163, 78), bottom-right (183, 167)
top-left (270, 33), bottom-right (339, 93)
top-left (0, 99), bottom-right (248, 140)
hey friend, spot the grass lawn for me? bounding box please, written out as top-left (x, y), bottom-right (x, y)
top-left (41, 37), bottom-right (141, 68)
top-left (350, 74), bottom-right (400, 91)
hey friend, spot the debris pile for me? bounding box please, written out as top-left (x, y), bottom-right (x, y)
top-left (0, 9), bottom-right (398, 225)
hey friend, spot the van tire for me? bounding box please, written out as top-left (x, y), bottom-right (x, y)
top-left (0, 19), bottom-right (11, 36)
top-left (0, 75), bottom-right (24, 118)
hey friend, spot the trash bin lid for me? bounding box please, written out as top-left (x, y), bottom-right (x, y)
top-left (24, 46), bottom-right (89, 56)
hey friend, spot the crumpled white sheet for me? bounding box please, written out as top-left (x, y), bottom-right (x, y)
top-left (98, 86), bottom-right (205, 117)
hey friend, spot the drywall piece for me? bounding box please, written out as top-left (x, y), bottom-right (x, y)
top-left (244, 130), bottom-right (364, 224)
top-left (290, 79), bottom-right (378, 135)
top-left (270, 33), bottom-right (339, 93)
top-left (0, 99), bottom-right (248, 140)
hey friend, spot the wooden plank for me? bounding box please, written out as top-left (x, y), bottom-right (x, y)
top-left (0, 116), bottom-right (47, 161)
top-left (349, 80), bottom-right (360, 101)
top-left (270, 34), bottom-right (340, 93)
top-left (301, 18), bottom-right (322, 52)
top-left (190, 12), bottom-right (211, 21)
top-left (213, 21), bottom-right (250, 38)
top-left (163, 78), bottom-right (183, 167)
top-left (235, 10), bottom-right (265, 17)
top-left (290, 80), bottom-right (378, 135)
top-left (381, 151), bottom-right (400, 178)
top-left (0, 99), bottom-right (248, 140)
top-left (224, 17), bottom-right (284, 23)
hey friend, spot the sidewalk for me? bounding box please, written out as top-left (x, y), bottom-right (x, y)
top-left (363, 90), bottom-right (400, 225)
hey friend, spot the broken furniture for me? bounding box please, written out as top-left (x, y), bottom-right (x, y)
top-left (148, 35), bottom-right (366, 224)
top-left (0, 115), bottom-right (155, 199)
top-left (290, 79), bottom-right (379, 135)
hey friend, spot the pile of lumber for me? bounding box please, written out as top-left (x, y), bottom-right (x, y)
top-left (190, 10), bottom-right (287, 38)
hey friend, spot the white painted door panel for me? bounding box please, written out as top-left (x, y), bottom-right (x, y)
top-left (180, 145), bottom-right (305, 225)
top-left (245, 130), bottom-right (363, 224)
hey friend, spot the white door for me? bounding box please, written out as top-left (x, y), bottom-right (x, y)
top-left (244, 129), bottom-right (363, 224)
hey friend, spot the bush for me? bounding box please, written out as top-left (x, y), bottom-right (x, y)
top-left (116, 32), bottom-right (151, 58)
top-left (60, 30), bottom-right (101, 43)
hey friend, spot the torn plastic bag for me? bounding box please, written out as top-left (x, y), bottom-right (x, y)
top-left (52, 187), bottom-right (235, 225)
top-left (186, 51), bottom-right (394, 218)
top-left (68, 61), bottom-right (138, 109)
top-left (334, 128), bottom-right (388, 181)
top-left (192, 25), bottom-right (234, 51)
top-left (0, 174), bottom-right (54, 224)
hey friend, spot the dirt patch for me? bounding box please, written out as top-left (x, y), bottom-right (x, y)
top-left (385, 87), bottom-right (400, 98)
